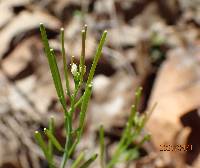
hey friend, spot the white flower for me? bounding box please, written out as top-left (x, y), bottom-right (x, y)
top-left (71, 63), bottom-right (78, 76)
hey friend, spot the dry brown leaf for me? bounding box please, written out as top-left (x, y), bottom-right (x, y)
top-left (0, 71), bottom-right (42, 167)
top-left (146, 47), bottom-right (200, 148)
top-left (179, 0), bottom-right (200, 24)
top-left (0, 10), bottom-right (60, 59)
top-left (131, 2), bottom-right (164, 27)
top-left (90, 71), bottom-right (140, 130)
top-left (107, 24), bottom-right (144, 48)
top-left (0, 0), bottom-right (32, 28)
top-left (1, 38), bottom-right (32, 78)
top-left (28, 80), bottom-right (57, 114)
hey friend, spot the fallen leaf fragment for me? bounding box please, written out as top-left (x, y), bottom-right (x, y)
top-left (146, 47), bottom-right (200, 148)
top-left (0, 10), bottom-right (60, 59)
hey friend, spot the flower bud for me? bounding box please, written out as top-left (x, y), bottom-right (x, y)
top-left (71, 63), bottom-right (78, 76)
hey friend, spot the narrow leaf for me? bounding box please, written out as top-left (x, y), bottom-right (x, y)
top-left (40, 23), bottom-right (67, 114)
top-left (121, 105), bottom-right (136, 144)
top-left (79, 154), bottom-right (98, 168)
top-left (144, 102), bottom-right (157, 123)
top-left (71, 152), bottom-right (85, 168)
top-left (39, 23), bottom-right (51, 60)
top-left (80, 27), bottom-right (86, 69)
top-left (44, 128), bottom-right (64, 152)
top-left (78, 83), bottom-right (92, 135)
top-left (121, 148), bottom-right (139, 162)
top-left (48, 116), bottom-right (55, 161)
top-left (67, 84), bottom-right (93, 158)
top-left (74, 95), bottom-right (83, 108)
top-left (135, 87), bottom-right (142, 111)
top-left (34, 131), bottom-right (52, 164)
top-left (76, 30), bottom-right (107, 145)
top-left (99, 125), bottom-right (105, 168)
top-left (60, 28), bottom-right (71, 100)
top-left (50, 49), bottom-right (67, 111)
top-left (86, 30), bottom-right (107, 86)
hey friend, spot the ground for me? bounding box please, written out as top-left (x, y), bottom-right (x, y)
top-left (0, 0), bottom-right (200, 168)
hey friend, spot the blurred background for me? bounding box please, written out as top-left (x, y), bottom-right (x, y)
top-left (0, 0), bottom-right (200, 167)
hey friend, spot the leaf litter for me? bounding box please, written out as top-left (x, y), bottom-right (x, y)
top-left (0, 0), bottom-right (199, 167)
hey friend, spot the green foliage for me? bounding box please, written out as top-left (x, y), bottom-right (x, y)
top-left (44, 128), bottom-right (64, 152)
top-left (36, 23), bottom-right (107, 168)
top-left (150, 31), bottom-right (166, 67)
top-left (48, 117), bottom-right (55, 162)
top-left (99, 125), bottom-right (105, 168)
top-left (79, 154), bottom-right (98, 168)
top-left (35, 131), bottom-right (54, 168)
top-left (71, 152), bottom-right (85, 168)
top-left (105, 87), bottom-right (153, 168)
top-left (36, 23), bottom-right (153, 168)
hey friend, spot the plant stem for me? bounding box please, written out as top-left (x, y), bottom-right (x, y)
top-left (61, 88), bottom-right (79, 168)
top-left (48, 117), bottom-right (55, 163)
top-left (99, 125), bottom-right (105, 168)
top-left (60, 28), bottom-right (72, 102)
top-left (71, 152), bottom-right (85, 168)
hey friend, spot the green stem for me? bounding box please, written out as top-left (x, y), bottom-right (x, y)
top-left (48, 117), bottom-right (55, 163)
top-left (99, 125), bottom-right (105, 168)
top-left (61, 88), bottom-right (79, 168)
top-left (60, 111), bottom-right (73, 168)
top-left (60, 28), bottom-right (72, 102)
top-left (71, 152), bottom-right (85, 168)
